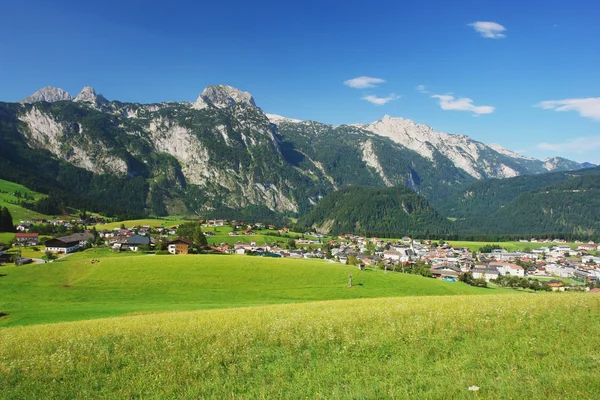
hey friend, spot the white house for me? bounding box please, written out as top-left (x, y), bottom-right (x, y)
top-left (493, 262), bottom-right (525, 277)
top-left (472, 266), bottom-right (500, 282)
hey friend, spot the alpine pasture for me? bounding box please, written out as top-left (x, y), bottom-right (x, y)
top-left (0, 251), bottom-right (490, 327)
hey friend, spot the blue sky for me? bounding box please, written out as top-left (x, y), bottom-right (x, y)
top-left (1, 0), bottom-right (599, 163)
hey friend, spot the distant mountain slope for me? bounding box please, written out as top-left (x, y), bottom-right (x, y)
top-left (435, 166), bottom-right (600, 219)
top-left (349, 115), bottom-right (590, 179)
top-left (297, 186), bottom-right (450, 236)
top-left (454, 172), bottom-right (600, 236)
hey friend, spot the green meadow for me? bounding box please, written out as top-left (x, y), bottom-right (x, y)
top-left (95, 217), bottom-right (191, 230)
top-left (446, 240), bottom-right (577, 252)
top-left (1, 294), bottom-right (599, 399)
top-left (0, 250), bottom-right (495, 327)
top-left (203, 226), bottom-right (331, 246)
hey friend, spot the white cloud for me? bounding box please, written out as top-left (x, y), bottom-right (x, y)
top-left (344, 76), bottom-right (385, 89)
top-left (431, 94), bottom-right (495, 115)
top-left (537, 98), bottom-right (600, 121)
top-left (468, 21), bottom-right (507, 39)
top-left (416, 85), bottom-right (429, 93)
top-left (362, 93), bottom-right (400, 106)
top-left (538, 136), bottom-right (600, 153)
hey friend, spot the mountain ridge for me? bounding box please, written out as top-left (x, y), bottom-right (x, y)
top-left (0, 84), bottom-right (594, 223)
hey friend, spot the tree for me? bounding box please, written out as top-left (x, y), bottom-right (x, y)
top-left (177, 222), bottom-right (208, 249)
top-left (0, 207), bottom-right (14, 232)
top-left (193, 226), bottom-right (208, 248)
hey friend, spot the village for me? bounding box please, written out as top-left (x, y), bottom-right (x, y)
top-left (2, 217), bottom-right (600, 292)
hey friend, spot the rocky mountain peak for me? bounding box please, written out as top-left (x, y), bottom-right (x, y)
top-left (74, 86), bottom-right (108, 106)
top-left (20, 86), bottom-right (73, 104)
top-left (193, 84), bottom-right (256, 109)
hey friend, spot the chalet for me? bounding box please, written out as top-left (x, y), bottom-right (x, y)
top-left (228, 231), bottom-right (240, 236)
top-left (45, 232), bottom-right (94, 254)
top-left (121, 235), bottom-right (151, 252)
top-left (15, 233), bottom-right (39, 246)
top-left (168, 238), bottom-right (192, 255)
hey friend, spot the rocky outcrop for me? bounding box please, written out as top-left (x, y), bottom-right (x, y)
top-left (20, 87), bottom-right (72, 104)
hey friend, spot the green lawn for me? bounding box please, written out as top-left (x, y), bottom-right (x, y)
top-left (1, 293), bottom-right (598, 399)
top-left (0, 250), bottom-right (499, 327)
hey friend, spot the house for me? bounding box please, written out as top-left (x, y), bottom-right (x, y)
top-left (15, 233), bottom-right (39, 246)
top-left (430, 265), bottom-right (461, 280)
top-left (383, 250), bottom-right (402, 261)
top-left (167, 238), bottom-right (192, 255)
top-left (492, 262), bottom-right (525, 277)
top-left (578, 243), bottom-right (599, 252)
top-left (207, 219), bottom-right (225, 227)
top-left (45, 232), bottom-right (94, 254)
top-left (15, 223), bottom-right (32, 232)
top-left (121, 235), bottom-right (151, 252)
top-left (472, 265), bottom-right (500, 282)
top-left (547, 280), bottom-right (565, 292)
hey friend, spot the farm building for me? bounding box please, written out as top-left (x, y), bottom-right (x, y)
top-left (45, 232), bottom-right (94, 254)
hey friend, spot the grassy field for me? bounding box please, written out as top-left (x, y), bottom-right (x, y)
top-left (204, 226), bottom-right (331, 246)
top-left (447, 240), bottom-right (577, 252)
top-left (0, 250), bottom-right (497, 327)
top-left (1, 293), bottom-right (599, 399)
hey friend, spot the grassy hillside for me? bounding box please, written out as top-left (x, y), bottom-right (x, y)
top-left (1, 293), bottom-right (599, 399)
top-left (0, 250), bottom-right (495, 327)
top-left (0, 178), bottom-right (49, 221)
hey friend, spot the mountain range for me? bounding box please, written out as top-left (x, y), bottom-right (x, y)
top-left (0, 84), bottom-right (595, 233)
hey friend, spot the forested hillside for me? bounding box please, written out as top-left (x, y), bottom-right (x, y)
top-left (456, 174), bottom-right (600, 236)
top-left (434, 166), bottom-right (600, 218)
top-left (297, 186), bottom-right (450, 237)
